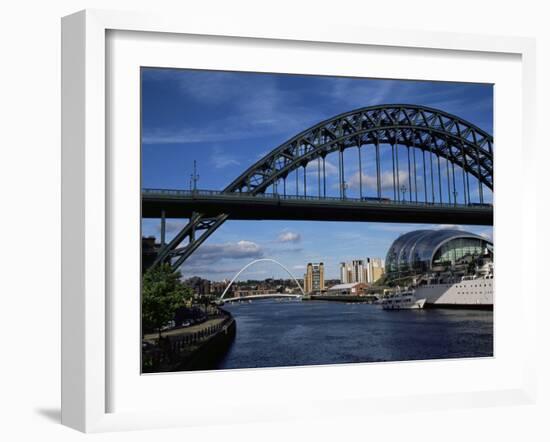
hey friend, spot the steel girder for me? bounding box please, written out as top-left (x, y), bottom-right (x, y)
top-left (152, 104), bottom-right (493, 271)
top-left (223, 104), bottom-right (493, 195)
top-left (152, 213), bottom-right (228, 270)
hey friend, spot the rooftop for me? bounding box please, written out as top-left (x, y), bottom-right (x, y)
top-left (328, 283), bottom-right (364, 290)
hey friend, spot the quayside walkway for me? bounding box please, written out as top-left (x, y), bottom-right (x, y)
top-left (142, 311), bottom-right (236, 372)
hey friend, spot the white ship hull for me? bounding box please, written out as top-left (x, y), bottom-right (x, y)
top-left (414, 277), bottom-right (493, 308)
top-left (382, 298), bottom-right (426, 310)
top-left (381, 292), bottom-right (426, 310)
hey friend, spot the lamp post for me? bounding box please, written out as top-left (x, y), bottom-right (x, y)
top-left (400, 184), bottom-right (407, 203)
top-left (190, 160), bottom-right (200, 192)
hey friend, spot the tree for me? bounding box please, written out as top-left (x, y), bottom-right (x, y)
top-left (198, 294), bottom-right (211, 317)
top-left (142, 264), bottom-right (193, 339)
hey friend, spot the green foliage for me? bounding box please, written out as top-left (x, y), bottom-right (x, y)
top-left (142, 264), bottom-right (193, 336)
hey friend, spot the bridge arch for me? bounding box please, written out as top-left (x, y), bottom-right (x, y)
top-left (151, 104), bottom-right (494, 271)
top-left (219, 258), bottom-right (306, 300)
top-left (224, 104), bottom-right (493, 195)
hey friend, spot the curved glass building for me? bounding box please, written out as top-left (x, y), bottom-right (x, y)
top-left (385, 229), bottom-right (492, 276)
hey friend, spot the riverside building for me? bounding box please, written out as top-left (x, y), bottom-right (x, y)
top-left (385, 229), bottom-right (494, 308)
top-left (304, 262), bottom-right (325, 294)
top-left (340, 258), bottom-right (385, 284)
top-left (366, 257), bottom-right (385, 283)
top-left (327, 282), bottom-right (368, 296)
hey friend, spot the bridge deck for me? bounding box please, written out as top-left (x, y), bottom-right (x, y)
top-left (142, 190), bottom-right (493, 225)
top-left (221, 294), bottom-right (302, 302)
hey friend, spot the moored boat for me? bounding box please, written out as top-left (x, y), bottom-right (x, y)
top-left (381, 291), bottom-right (426, 310)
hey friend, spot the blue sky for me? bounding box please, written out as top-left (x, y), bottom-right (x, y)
top-left (141, 68), bottom-right (493, 281)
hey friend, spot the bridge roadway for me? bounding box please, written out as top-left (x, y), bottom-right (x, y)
top-left (218, 293), bottom-right (302, 303)
top-left (142, 189), bottom-right (493, 226)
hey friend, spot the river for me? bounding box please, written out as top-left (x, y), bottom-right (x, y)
top-left (216, 299), bottom-right (493, 369)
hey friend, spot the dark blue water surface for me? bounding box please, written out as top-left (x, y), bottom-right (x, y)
top-left (217, 299), bottom-right (493, 369)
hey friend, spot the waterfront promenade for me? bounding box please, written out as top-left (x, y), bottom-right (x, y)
top-left (142, 310), bottom-right (236, 372)
top-left (143, 316), bottom-right (227, 341)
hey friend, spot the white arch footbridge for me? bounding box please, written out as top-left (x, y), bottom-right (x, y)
top-left (218, 258), bottom-right (306, 302)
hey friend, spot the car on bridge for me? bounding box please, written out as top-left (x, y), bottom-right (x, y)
top-left (361, 196), bottom-right (392, 203)
top-left (467, 202), bottom-right (493, 208)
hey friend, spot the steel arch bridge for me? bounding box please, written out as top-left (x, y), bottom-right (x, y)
top-left (225, 104), bottom-right (493, 195)
top-left (143, 104), bottom-right (493, 271)
top-left (218, 258), bottom-right (306, 301)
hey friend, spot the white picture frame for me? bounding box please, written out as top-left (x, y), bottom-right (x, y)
top-left (61, 9), bottom-right (537, 433)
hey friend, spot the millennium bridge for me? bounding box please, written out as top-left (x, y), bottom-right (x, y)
top-left (142, 104), bottom-right (493, 271)
top-left (218, 294), bottom-right (302, 303)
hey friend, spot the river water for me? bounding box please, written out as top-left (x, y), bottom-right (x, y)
top-left (217, 299), bottom-right (493, 370)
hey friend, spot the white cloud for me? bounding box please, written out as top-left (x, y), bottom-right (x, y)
top-left (277, 230), bottom-right (301, 243)
top-left (305, 158), bottom-right (338, 177)
top-left (344, 170), bottom-right (410, 193)
top-left (189, 240), bottom-right (264, 263)
top-left (142, 126), bottom-right (251, 145)
top-left (328, 79), bottom-right (398, 109)
top-left (210, 146), bottom-right (240, 169)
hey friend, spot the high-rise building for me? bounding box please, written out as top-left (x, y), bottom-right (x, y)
top-left (340, 258), bottom-right (385, 284)
top-left (352, 260), bottom-right (365, 283)
top-left (339, 260), bottom-right (366, 283)
top-left (339, 262), bottom-right (349, 283)
top-left (365, 257), bottom-right (385, 283)
top-left (304, 262), bottom-right (325, 293)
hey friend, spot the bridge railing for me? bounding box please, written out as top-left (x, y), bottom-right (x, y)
top-left (142, 311), bottom-right (234, 370)
top-left (141, 188), bottom-right (493, 210)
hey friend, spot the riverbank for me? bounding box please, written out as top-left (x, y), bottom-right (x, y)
top-left (142, 309), bottom-right (236, 373)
